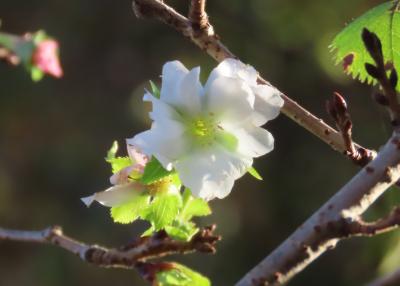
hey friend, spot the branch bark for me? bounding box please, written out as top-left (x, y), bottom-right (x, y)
top-left (236, 132), bottom-right (400, 285)
top-left (0, 225), bottom-right (220, 269)
top-left (132, 0), bottom-right (375, 158)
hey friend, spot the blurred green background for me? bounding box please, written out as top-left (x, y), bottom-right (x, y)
top-left (1, 0), bottom-right (400, 285)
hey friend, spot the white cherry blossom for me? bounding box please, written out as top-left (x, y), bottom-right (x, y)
top-left (129, 59), bottom-right (283, 200)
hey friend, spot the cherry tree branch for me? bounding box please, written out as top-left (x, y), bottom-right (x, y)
top-left (0, 225), bottom-right (220, 269)
top-left (367, 268), bottom-right (400, 286)
top-left (236, 132), bottom-right (400, 285)
top-left (131, 0), bottom-right (376, 159)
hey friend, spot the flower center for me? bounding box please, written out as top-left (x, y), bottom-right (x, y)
top-left (189, 116), bottom-right (218, 147)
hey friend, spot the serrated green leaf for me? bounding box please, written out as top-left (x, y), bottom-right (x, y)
top-left (247, 166), bottom-right (263, 181)
top-left (105, 141), bottom-right (132, 174)
top-left (141, 156), bottom-right (175, 185)
top-left (110, 193), bottom-right (150, 224)
top-left (331, 1), bottom-right (400, 89)
top-left (156, 263), bottom-right (211, 286)
top-left (146, 193), bottom-right (182, 230)
top-left (150, 80), bottom-right (161, 99)
top-left (165, 220), bottom-right (199, 241)
top-left (180, 189), bottom-right (211, 221)
top-left (108, 157), bottom-right (132, 174)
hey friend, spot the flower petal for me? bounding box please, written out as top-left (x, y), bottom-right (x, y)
top-left (228, 125), bottom-right (275, 158)
top-left (81, 182), bottom-right (144, 207)
top-left (205, 58), bottom-right (258, 90)
top-left (160, 61), bottom-right (203, 114)
top-left (127, 119), bottom-right (188, 170)
top-left (144, 92), bottom-right (181, 122)
top-left (160, 60), bottom-right (188, 101)
top-left (205, 76), bottom-right (255, 126)
top-left (175, 146), bottom-right (252, 200)
top-left (251, 85), bottom-right (284, 126)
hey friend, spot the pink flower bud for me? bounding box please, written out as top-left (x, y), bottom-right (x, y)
top-left (32, 39), bottom-right (63, 78)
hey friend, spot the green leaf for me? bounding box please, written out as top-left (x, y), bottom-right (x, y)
top-left (247, 166), bottom-right (263, 181)
top-left (165, 220), bottom-right (199, 241)
top-left (145, 193), bottom-right (182, 230)
top-left (156, 263), bottom-right (211, 286)
top-left (108, 157), bottom-right (132, 174)
top-left (180, 189), bottom-right (211, 221)
top-left (149, 80), bottom-right (161, 99)
top-left (110, 193), bottom-right (150, 224)
top-left (106, 141), bottom-right (119, 161)
top-left (140, 156), bottom-right (175, 185)
top-left (331, 1), bottom-right (400, 88)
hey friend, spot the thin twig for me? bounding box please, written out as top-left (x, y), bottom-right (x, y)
top-left (132, 0), bottom-right (375, 158)
top-left (0, 225), bottom-right (220, 269)
top-left (347, 206), bottom-right (400, 237)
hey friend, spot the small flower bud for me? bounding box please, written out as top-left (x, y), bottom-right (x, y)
top-left (32, 39), bottom-right (63, 78)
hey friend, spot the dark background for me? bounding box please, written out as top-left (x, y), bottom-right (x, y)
top-left (1, 0), bottom-right (400, 285)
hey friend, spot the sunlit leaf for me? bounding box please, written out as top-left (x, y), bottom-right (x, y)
top-left (145, 193), bottom-right (182, 230)
top-left (110, 193), bottom-right (150, 224)
top-left (331, 1), bottom-right (400, 88)
top-left (141, 156), bottom-right (175, 185)
top-left (156, 263), bottom-right (211, 286)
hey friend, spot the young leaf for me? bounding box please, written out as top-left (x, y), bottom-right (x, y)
top-left (140, 156), bottom-right (175, 185)
top-left (180, 189), bottom-right (211, 221)
top-left (165, 220), bottom-right (199, 241)
top-left (106, 141), bottom-right (119, 161)
top-left (108, 157), bottom-right (132, 174)
top-left (105, 141), bottom-right (132, 174)
top-left (247, 166), bottom-right (263, 181)
top-left (330, 1), bottom-right (400, 88)
top-left (149, 80), bottom-right (161, 99)
top-left (156, 263), bottom-right (211, 286)
top-left (110, 193), bottom-right (150, 224)
top-left (145, 193), bottom-right (182, 230)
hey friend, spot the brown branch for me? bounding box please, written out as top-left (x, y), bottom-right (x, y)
top-left (367, 268), bottom-right (400, 286)
top-left (346, 206), bottom-right (400, 237)
top-left (0, 225), bottom-right (220, 269)
top-left (132, 0), bottom-right (376, 162)
top-left (188, 0), bottom-right (209, 31)
top-left (236, 131), bottom-right (400, 286)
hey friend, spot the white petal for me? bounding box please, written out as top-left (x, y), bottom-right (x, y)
top-left (229, 125), bottom-right (275, 158)
top-left (205, 58), bottom-right (258, 91)
top-left (126, 144), bottom-right (149, 169)
top-left (174, 67), bottom-right (203, 114)
top-left (160, 61), bottom-right (203, 114)
top-left (175, 146), bottom-right (252, 200)
top-left (205, 76), bottom-right (255, 126)
top-left (127, 119), bottom-right (188, 170)
top-left (160, 60), bottom-right (188, 102)
top-left (144, 92), bottom-right (181, 122)
top-left (251, 85), bottom-right (284, 126)
top-left (81, 182), bottom-right (144, 207)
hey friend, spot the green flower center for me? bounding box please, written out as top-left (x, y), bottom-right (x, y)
top-left (189, 116), bottom-right (218, 146)
top-left (186, 114), bottom-right (238, 151)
